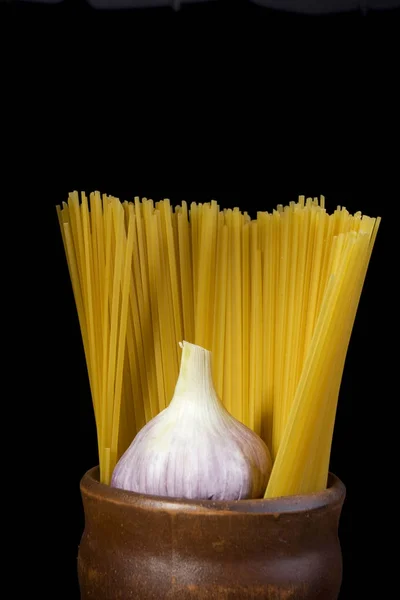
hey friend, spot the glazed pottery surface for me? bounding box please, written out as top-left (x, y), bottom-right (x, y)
top-left (78, 467), bottom-right (345, 599)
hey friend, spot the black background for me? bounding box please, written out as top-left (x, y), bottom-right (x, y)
top-left (7, 0), bottom-right (398, 598)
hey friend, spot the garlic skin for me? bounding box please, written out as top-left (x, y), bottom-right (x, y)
top-left (111, 341), bottom-right (272, 501)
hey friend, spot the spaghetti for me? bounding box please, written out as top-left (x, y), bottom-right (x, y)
top-left (57, 193), bottom-right (379, 494)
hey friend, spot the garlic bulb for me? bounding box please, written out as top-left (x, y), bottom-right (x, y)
top-left (111, 341), bottom-right (272, 500)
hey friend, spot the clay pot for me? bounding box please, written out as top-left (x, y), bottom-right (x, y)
top-left (78, 467), bottom-right (345, 599)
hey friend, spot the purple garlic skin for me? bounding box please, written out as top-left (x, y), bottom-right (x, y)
top-left (111, 341), bottom-right (272, 501)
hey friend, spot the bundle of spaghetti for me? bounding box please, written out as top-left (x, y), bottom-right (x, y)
top-left (265, 216), bottom-right (380, 497)
top-left (57, 193), bottom-right (135, 483)
top-left (57, 193), bottom-right (380, 492)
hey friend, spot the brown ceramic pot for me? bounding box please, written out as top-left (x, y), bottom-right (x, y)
top-left (78, 467), bottom-right (345, 599)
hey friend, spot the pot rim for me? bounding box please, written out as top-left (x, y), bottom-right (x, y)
top-left (81, 467), bottom-right (346, 515)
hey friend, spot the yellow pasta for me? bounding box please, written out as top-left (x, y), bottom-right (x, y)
top-left (212, 224), bottom-right (228, 399)
top-left (110, 207), bottom-right (135, 465)
top-left (231, 209), bottom-right (243, 422)
top-left (223, 210), bottom-right (233, 415)
top-left (161, 200), bottom-right (183, 361)
top-left (265, 228), bottom-right (375, 497)
top-left (133, 199), bottom-right (155, 424)
top-left (155, 208), bottom-right (178, 409)
top-left (242, 223), bottom-right (250, 428)
top-left (57, 193), bottom-right (379, 493)
top-left (143, 205), bottom-right (165, 418)
top-left (196, 204), bottom-right (215, 349)
top-left (261, 215), bottom-right (275, 452)
top-left (177, 207), bottom-right (195, 342)
top-left (191, 202), bottom-right (200, 315)
top-left (81, 194), bottom-right (100, 422)
top-left (281, 207), bottom-right (299, 432)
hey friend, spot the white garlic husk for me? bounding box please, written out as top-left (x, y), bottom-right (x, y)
top-left (111, 341), bottom-right (272, 500)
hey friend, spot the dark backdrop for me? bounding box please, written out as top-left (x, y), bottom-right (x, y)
top-left (7, 1), bottom-right (397, 599)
